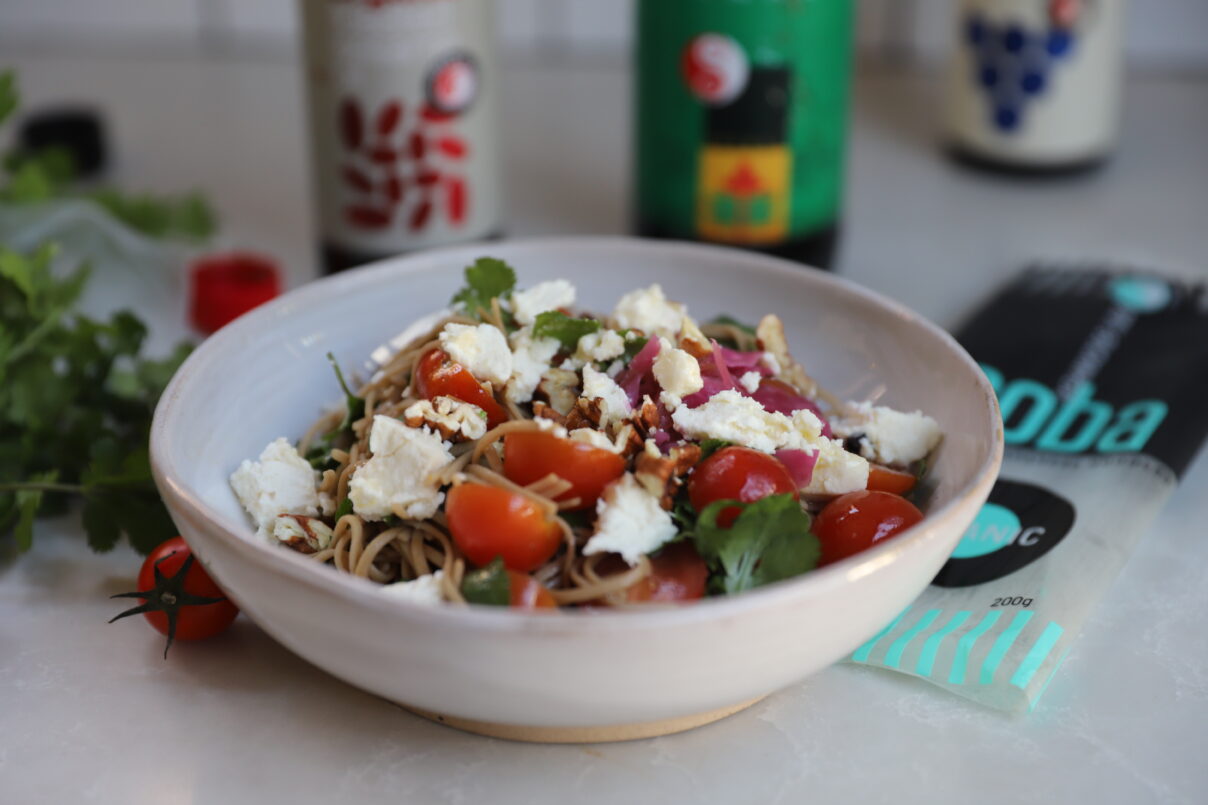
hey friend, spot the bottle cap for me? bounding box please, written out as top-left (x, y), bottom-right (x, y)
top-left (189, 252), bottom-right (282, 335)
top-left (19, 107), bottom-right (107, 179)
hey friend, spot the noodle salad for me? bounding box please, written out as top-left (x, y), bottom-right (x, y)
top-left (230, 259), bottom-right (943, 609)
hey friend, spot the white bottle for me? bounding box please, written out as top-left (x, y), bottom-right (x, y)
top-left (301, 0), bottom-right (502, 273)
top-left (946, 0), bottom-right (1124, 172)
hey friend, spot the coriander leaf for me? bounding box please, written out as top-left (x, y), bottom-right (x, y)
top-left (531, 310), bottom-right (601, 350)
top-left (450, 257), bottom-right (516, 318)
top-left (14, 471), bottom-right (58, 551)
top-left (333, 498), bottom-right (353, 520)
top-left (84, 189), bottom-right (216, 241)
top-left (708, 315), bottom-right (757, 336)
top-left (325, 352), bottom-right (364, 436)
top-left (460, 557), bottom-right (510, 606)
top-left (0, 70), bottom-right (16, 126)
top-left (622, 333), bottom-right (649, 361)
top-left (698, 439), bottom-right (732, 461)
top-left (0, 160), bottom-right (56, 203)
top-left (81, 495), bottom-right (122, 553)
top-left (692, 494), bottom-right (818, 595)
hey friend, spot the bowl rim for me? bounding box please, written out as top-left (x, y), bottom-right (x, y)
top-left (151, 235), bottom-right (1003, 633)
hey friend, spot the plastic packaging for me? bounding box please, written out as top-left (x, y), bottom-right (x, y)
top-left (847, 266), bottom-right (1208, 712)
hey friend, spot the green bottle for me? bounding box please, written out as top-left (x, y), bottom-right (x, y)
top-left (634, 0), bottom-right (854, 270)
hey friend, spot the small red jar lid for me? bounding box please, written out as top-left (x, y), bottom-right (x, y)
top-left (188, 252), bottom-right (281, 334)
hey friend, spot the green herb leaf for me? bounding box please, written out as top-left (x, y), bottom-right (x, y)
top-left (14, 471), bottom-right (58, 551)
top-left (692, 494), bottom-right (819, 595)
top-left (84, 189), bottom-right (216, 241)
top-left (698, 439), bottom-right (732, 461)
top-left (333, 498), bottom-right (353, 520)
top-left (460, 557), bottom-right (511, 606)
top-left (0, 70), bottom-right (17, 126)
top-left (450, 257), bottom-right (516, 319)
top-left (531, 310), bottom-right (602, 351)
top-left (622, 332), bottom-right (649, 361)
top-left (707, 315), bottom-right (757, 336)
top-left (324, 352), bottom-right (365, 440)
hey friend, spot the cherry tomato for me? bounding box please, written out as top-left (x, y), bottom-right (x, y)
top-left (812, 490), bottom-right (924, 566)
top-left (688, 446), bottom-right (796, 527)
top-left (508, 571), bottom-right (557, 609)
top-left (503, 430), bottom-right (626, 511)
top-left (414, 348), bottom-right (509, 428)
top-left (623, 542), bottom-right (709, 603)
top-left (867, 464), bottom-right (917, 495)
top-left (110, 537), bottom-right (239, 657)
top-left (446, 482), bottom-right (563, 572)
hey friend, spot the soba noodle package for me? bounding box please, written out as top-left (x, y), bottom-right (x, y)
top-left (846, 266), bottom-right (1208, 712)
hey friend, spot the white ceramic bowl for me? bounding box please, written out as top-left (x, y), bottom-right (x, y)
top-left (151, 237), bottom-right (1001, 740)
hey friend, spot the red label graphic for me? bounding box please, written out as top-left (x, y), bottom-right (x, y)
top-left (338, 94), bottom-right (470, 233)
top-left (681, 33), bottom-right (749, 105)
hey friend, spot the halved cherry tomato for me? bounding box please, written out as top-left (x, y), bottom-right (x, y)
top-left (623, 542), bottom-right (709, 603)
top-left (503, 430), bottom-right (626, 511)
top-left (446, 482), bottom-right (562, 572)
top-left (508, 571), bottom-right (557, 609)
top-left (688, 446), bottom-right (797, 527)
top-left (414, 348), bottom-right (508, 428)
top-left (867, 464), bottom-right (917, 495)
top-left (812, 490), bottom-right (924, 566)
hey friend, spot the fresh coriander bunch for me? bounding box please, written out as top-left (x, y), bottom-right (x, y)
top-left (0, 69), bottom-right (201, 554)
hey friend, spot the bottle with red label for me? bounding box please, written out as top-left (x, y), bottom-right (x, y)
top-left (301, 0), bottom-right (502, 274)
top-left (946, 0), bottom-right (1124, 174)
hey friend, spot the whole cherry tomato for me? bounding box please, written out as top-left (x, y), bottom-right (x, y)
top-left (414, 348), bottom-right (508, 428)
top-left (623, 542), bottom-right (709, 603)
top-left (688, 446), bottom-right (797, 527)
top-left (503, 429), bottom-right (626, 511)
top-left (446, 482), bottom-right (563, 571)
top-left (812, 490), bottom-right (924, 566)
top-left (109, 537), bottom-right (239, 657)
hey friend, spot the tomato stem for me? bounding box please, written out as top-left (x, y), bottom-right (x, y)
top-left (109, 551), bottom-right (228, 659)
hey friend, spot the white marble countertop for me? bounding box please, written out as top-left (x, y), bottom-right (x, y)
top-left (3, 52), bottom-right (1207, 804)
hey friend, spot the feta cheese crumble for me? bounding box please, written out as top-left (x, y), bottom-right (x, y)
top-left (569, 427), bottom-right (620, 453)
top-left (573, 328), bottom-right (626, 364)
top-left (230, 437), bottom-right (321, 539)
top-left (670, 390), bottom-right (813, 455)
top-left (612, 284), bottom-right (685, 339)
top-left (831, 402), bottom-right (942, 467)
top-left (511, 279), bottom-right (576, 326)
top-left (505, 326), bottom-right (560, 404)
top-left (739, 371), bottom-right (763, 394)
top-left (349, 416), bottom-right (454, 520)
top-left (584, 474), bottom-right (678, 565)
top-left (380, 571), bottom-right (446, 605)
top-left (581, 364), bottom-right (633, 426)
top-left (653, 337), bottom-right (703, 400)
top-left (438, 322), bottom-right (512, 386)
top-left (800, 440), bottom-right (870, 496)
top-left (271, 515), bottom-right (335, 552)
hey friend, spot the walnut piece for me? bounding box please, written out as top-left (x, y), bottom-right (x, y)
top-left (633, 444), bottom-right (702, 509)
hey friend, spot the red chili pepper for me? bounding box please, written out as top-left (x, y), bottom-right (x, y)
top-left (437, 136), bottom-right (467, 159)
top-left (376, 100), bottom-right (402, 136)
top-left (420, 102), bottom-right (454, 123)
top-left (409, 132), bottom-right (426, 161)
top-left (446, 177), bottom-right (466, 224)
top-left (410, 199), bottom-right (432, 231)
top-left (189, 252), bottom-right (281, 335)
top-left (340, 97), bottom-right (363, 150)
top-left (384, 174), bottom-right (403, 203)
top-left (345, 205), bottom-right (392, 229)
top-left (342, 164), bottom-right (373, 194)
top-left (370, 147), bottom-right (397, 164)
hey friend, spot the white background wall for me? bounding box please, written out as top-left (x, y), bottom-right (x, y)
top-left (0, 0), bottom-right (1205, 70)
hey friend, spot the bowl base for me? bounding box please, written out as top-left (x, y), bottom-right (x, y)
top-left (400, 696), bottom-right (766, 743)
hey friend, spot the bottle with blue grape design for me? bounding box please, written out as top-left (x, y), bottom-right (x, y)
top-left (946, 0), bottom-right (1123, 174)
